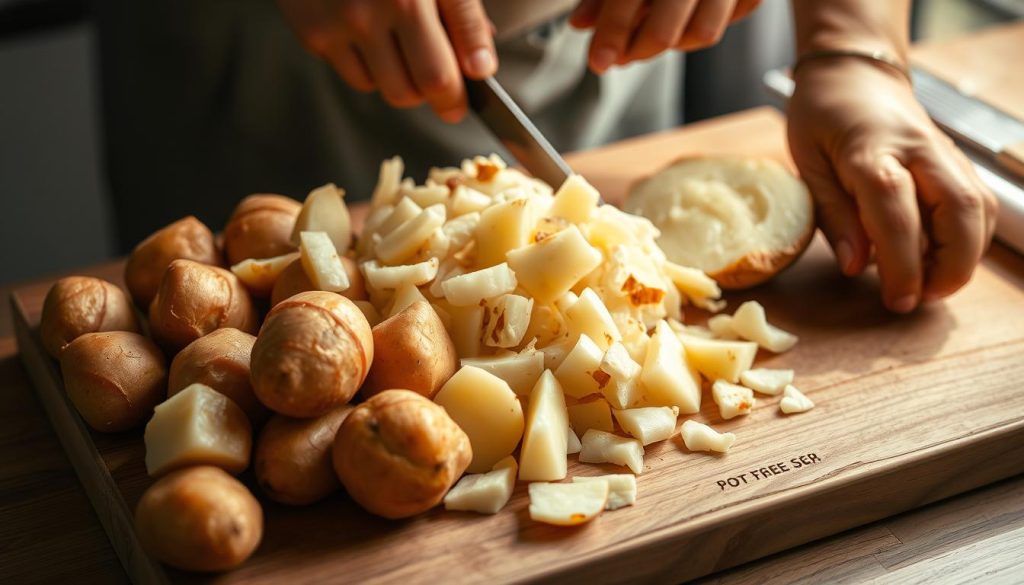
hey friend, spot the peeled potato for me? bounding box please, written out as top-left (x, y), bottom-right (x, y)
top-left (626, 156), bottom-right (814, 289)
top-left (40, 276), bottom-right (140, 359)
top-left (60, 331), bottom-right (166, 432)
top-left (270, 256), bottom-right (366, 306)
top-left (135, 466), bottom-right (262, 572)
top-left (332, 389), bottom-right (471, 519)
top-left (255, 406), bottom-right (353, 505)
top-left (362, 301), bottom-right (457, 400)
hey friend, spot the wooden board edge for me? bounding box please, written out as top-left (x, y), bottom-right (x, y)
top-left (518, 418), bottom-right (1024, 584)
top-left (10, 294), bottom-right (169, 585)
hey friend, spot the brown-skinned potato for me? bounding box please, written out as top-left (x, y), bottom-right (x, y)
top-left (40, 276), bottom-right (140, 359)
top-left (124, 216), bottom-right (221, 308)
top-left (362, 301), bottom-right (457, 400)
top-left (270, 256), bottom-right (366, 307)
top-left (223, 194), bottom-right (301, 265)
top-left (332, 390), bottom-right (472, 519)
top-left (149, 259), bottom-right (259, 355)
top-left (254, 406), bottom-right (353, 505)
top-left (135, 466), bottom-right (262, 572)
top-left (250, 291), bottom-right (372, 417)
top-left (168, 328), bottom-right (267, 426)
top-left (60, 331), bottom-right (166, 432)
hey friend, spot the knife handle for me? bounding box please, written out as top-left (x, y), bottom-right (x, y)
top-left (997, 142), bottom-right (1024, 181)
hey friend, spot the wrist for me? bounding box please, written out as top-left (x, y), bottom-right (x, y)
top-left (793, 48), bottom-right (911, 85)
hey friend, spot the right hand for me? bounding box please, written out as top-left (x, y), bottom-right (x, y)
top-left (277, 0), bottom-right (497, 123)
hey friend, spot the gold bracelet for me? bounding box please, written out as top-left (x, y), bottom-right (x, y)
top-left (792, 48), bottom-right (912, 83)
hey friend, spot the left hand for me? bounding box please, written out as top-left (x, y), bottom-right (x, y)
top-left (787, 57), bottom-right (998, 312)
top-left (569, 0), bottom-right (762, 74)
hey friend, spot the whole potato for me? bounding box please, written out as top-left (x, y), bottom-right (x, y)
top-left (251, 291), bottom-right (372, 417)
top-left (270, 256), bottom-right (366, 307)
top-left (168, 328), bottom-right (267, 426)
top-left (124, 216), bottom-right (220, 308)
top-left (223, 194), bottom-right (301, 266)
top-left (149, 259), bottom-right (259, 354)
top-left (40, 276), bottom-right (140, 359)
top-left (333, 389), bottom-right (472, 519)
top-left (60, 331), bottom-right (166, 432)
top-left (362, 301), bottom-right (457, 400)
top-left (254, 406), bottom-right (352, 505)
top-left (135, 466), bottom-right (262, 572)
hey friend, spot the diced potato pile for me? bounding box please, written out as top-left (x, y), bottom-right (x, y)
top-left (354, 155), bottom-right (814, 524)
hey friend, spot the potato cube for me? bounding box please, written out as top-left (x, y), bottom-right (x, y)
top-left (639, 321), bottom-right (702, 413)
top-left (291, 183), bottom-right (352, 254)
top-left (578, 429), bottom-right (644, 474)
top-left (445, 303), bottom-right (485, 358)
top-left (375, 196), bottom-right (422, 238)
top-left (539, 336), bottom-right (575, 371)
top-left (565, 288), bottom-right (622, 350)
top-left (663, 261), bottom-right (724, 311)
top-left (554, 291), bottom-right (579, 315)
top-left (567, 398), bottom-right (614, 435)
top-left (740, 368), bottom-right (794, 396)
top-left (506, 224), bottom-right (602, 303)
top-left (144, 383), bottom-right (252, 477)
top-left (475, 197), bottom-right (538, 268)
top-left (370, 155), bottom-right (404, 208)
top-left (387, 282), bottom-right (428, 318)
top-left (712, 380), bottom-right (755, 420)
top-left (482, 293), bottom-right (534, 349)
top-left (435, 366), bottom-right (525, 473)
top-left (441, 211), bottom-right (481, 253)
top-left (549, 174), bottom-right (600, 224)
top-left (681, 420), bottom-right (736, 453)
top-left (362, 258), bottom-right (439, 290)
top-left (573, 474), bottom-right (636, 510)
top-left (780, 385), bottom-right (814, 414)
top-left (402, 182), bottom-right (449, 208)
top-left (442, 262), bottom-right (517, 306)
top-left (231, 252), bottom-right (300, 297)
top-left (707, 314), bottom-right (738, 339)
top-left (528, 480), bottom-right (608, 526)
top-left (731, 301), bottom-right (798, 353)
top-left (553, 334), bottom-right (605, 399)
top-left (443, 456), bottom-right (517, 514)
top-left (598, 342), bottom-right (641, 409)
top-left (448, 185), bottom-right (492, 217)
top-left (376, 204), bottom-right (446, 265)
top-left (518, 371), bottom-right (569, 481)
top-left (299, 231), bottom-right (350, 293)
top-left (521, 304), bottom-right (566, 348)
top-left (678, 335), bottom-right (758, 383)
top-left (567, 427), bottom-right (582, 454)
top-left (612, 406), bottom-right (678, 445)
top-left (461, 348), bottom-right (544, 398)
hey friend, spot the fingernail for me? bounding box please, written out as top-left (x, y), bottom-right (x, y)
top-left (592, 48), bottom-right (616, 72)
top-left (891, 294), bottom-right (918, 314)
top-left (468, 48), bottom-right (496, 77)
top-left (835, 240), bottom-right (853, 274)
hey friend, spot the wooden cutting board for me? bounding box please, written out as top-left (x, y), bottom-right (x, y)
top-left (11, 107), bottom-right (1024, 584)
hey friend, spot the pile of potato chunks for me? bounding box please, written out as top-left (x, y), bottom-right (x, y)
top-left (39, 154), bottom-right (809, 573)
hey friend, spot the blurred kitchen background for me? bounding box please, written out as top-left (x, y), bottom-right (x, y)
top-left (0, 0), bottom-right (1021, 284)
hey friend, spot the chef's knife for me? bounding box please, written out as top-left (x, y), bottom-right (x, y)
top-left (465, 76), bottom-right (574, 188)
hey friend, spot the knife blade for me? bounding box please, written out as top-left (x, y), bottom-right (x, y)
top-left (465, 76), bottom-right (574, 188)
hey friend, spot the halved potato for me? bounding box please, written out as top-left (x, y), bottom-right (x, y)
top-left (626, 157), bottom-right (814, 289)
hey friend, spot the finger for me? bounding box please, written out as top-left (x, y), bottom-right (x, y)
top-left (394, 2), bottom-right (466, 122)
top-left (589, 0), bottom-right (645, 73)
top-left (908, 148), bottom-right (989, 301)
top-left (360, 32), bottom-right (423, 109)
top-left (678, 0), bottom-right (735, 51)
top-left (730, 0), bottom-right (762, 23)
top-left (842, 153), bottom-right (924, 313)
top-left (570, 0), bottom-right (602, 29)
top-left (796, 148), bottom-right (871, 276)
top-left (323, 43), bottom-right (376, 93)
top-left (951, 147), bottom-right (999, 249)
top-left (625, 0), bottom-right (696, 62)
top-left (438, 0), bottom-right (497, 79)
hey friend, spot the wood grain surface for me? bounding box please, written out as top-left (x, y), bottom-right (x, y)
top-left (10, 107), bottom-right (1024, 584)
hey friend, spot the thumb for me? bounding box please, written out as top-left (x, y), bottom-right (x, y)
top-left (795, 149), bottom-right (871, 276)
top-left (438, 0), bottom-right (497, 79)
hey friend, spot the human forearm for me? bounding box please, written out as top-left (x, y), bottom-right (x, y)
top-left (791, 0), bottom-right (911, 61)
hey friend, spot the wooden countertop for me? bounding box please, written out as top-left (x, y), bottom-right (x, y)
top-left (3, 22), bottom-right (1024, 585)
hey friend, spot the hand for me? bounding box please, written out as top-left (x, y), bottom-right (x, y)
top-left (568, 0), bottom-right (761, 74)
top-left (787, 58), bottom-right (998, 312)
top-left (277, 0), bottom-right (497, 122)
